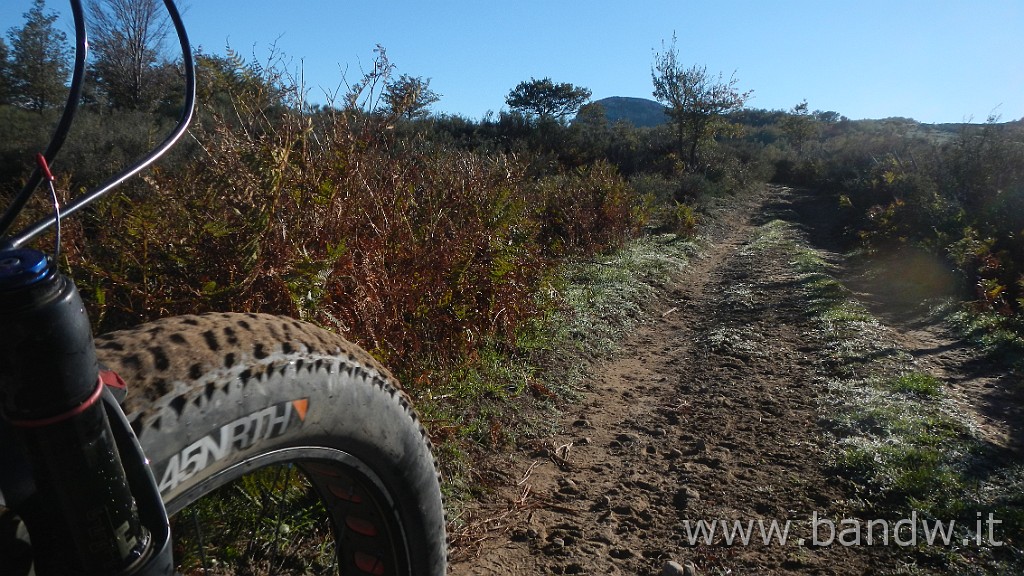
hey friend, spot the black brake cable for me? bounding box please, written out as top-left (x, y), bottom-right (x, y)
top-left (0, 0), bottom-right (87, 242)
top-left (1, 0), bottom-right (196, 251)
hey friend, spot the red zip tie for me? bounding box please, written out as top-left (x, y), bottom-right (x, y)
top-left (35, 153), bottom-right (55, 182)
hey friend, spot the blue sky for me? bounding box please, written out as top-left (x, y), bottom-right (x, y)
top-left (3, 0), bottom-right (1022, 124)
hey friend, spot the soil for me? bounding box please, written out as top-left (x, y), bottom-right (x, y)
top-left (446, 185), bottom-right (1022, 575)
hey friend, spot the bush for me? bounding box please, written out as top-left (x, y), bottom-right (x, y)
top-left (57, 77), bottom-right (647, 382)
top-left (774, 114), bottom-right (1024, 318)
top-left (534, 161), bottom-right (642, 256)
top-left (0, 106), bottom-right (57, 192)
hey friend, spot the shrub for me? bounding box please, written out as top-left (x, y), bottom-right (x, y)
top-left (57, 68), bottom-right (647, 383)
top-left (775, 114), bottom-right (1024, 319)
top-left (534, 161), bottom-right (642, 257)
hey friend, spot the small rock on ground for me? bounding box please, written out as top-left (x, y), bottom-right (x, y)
top-left (662, 560), bottom-right (697, 576)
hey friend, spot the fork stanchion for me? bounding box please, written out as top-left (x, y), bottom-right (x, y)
top-left (0, 249), bottom-right (155, 574)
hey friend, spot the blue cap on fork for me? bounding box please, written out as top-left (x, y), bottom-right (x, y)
top-left (0, 249), bottom-right (50, 291)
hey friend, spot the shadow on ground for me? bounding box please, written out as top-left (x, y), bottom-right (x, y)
top-left (764, 186), bottom-right (1024, 456)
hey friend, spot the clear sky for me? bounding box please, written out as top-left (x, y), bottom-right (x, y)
top-left (2, 0), bottom-right (1022, 124)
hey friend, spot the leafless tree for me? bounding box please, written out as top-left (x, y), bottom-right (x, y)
top-left (87, 0), bottom-right (172, 108)
top-left (652, 34), bottom-right (752, 170)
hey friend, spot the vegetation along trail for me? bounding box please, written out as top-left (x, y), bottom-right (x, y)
top-left (449, 184), bottom-right (1023, 575)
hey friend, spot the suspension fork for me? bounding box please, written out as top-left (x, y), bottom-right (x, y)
top-left (0, 249), bottom-right (171, 575)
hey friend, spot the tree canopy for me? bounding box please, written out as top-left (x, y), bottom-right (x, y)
top-left (87, 0), bottom-right (174, 109)
top-left (383, 74), bottom-right (440, 120)
top-left (506, 77), bottom-right (591, 120)
top-left (6, 0), bottom-right (71, 111)
top-left (0, 38), bottom-right (10, 104)
top-left (652, 34), bottom-right (751, 170)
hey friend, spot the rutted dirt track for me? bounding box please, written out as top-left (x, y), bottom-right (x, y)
top-left (446, 185), bottom-right (1017, 575)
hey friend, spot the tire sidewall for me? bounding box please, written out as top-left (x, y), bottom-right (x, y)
top-left (133, 351), bottom-right (446, 574)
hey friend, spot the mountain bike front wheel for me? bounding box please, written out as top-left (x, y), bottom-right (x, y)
top-left (95, 312), bottom-right (448, 576)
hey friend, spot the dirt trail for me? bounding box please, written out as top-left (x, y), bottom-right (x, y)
top-left (842, 246), bottom-right (1024, 455)
top-left (447, 185), bottom-right (1017, 575)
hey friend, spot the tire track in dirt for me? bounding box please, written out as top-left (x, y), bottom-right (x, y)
top-left (448, 186), bottom-right (903, 575)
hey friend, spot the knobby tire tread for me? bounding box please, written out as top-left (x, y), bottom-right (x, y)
top-left (93, 312), bottom-right (447, 576)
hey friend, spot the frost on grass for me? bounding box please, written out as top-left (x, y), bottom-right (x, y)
top-left (698, 326), bottom-right (768, 361)
top-left (557, 234), bottom-right (695, 361)
top-left (721, 282), bottom-right (758, 310)
top-left (749, 219), bottom-right (993, 521)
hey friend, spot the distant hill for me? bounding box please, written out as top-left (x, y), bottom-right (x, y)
top-left (583, 96), bottom-right (668, 128)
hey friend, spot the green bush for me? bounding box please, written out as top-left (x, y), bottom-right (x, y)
top-left (773, 114), bottom-right (1024, 319)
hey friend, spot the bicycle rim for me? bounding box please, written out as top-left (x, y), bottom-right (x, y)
top-left (91, 313), bottom-right (447, 575)
top-left (169, 447), bottom-right (409, 576)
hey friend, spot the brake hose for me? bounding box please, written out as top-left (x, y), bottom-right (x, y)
top-left (0, 0), bottom-right (196, 251)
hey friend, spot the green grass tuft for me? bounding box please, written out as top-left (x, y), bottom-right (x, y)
top-left (890, 372), bottom-right (944, 397)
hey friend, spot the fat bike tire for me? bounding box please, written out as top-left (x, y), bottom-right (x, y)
top-left (95, 312), bottom-right (448, 576)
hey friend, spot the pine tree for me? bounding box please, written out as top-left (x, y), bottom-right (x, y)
top-left (0, 38), bottom-right (11, 104)
top-left (7, 0), bottom-right (72, 111)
